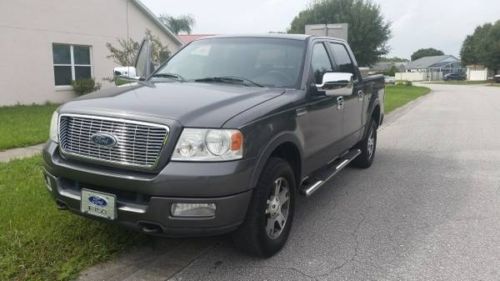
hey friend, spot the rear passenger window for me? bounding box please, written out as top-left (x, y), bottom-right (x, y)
top-left (311, 43), bottom-right (333, 84)
top-left (329, 43), bottom-right (356, 77)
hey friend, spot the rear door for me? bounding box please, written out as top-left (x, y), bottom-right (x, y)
top-left (328, 42), bottom-right (365, 147)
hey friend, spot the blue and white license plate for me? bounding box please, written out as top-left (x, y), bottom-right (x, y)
top-left (81, 189), bottom-right (116, 220)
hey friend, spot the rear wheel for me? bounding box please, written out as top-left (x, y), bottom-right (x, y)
top-left (352, 119), bottom-right (377, 168)
top-left (232, 157), bottom-right (296, 257)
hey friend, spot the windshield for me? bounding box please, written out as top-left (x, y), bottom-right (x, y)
top-left (154, 37), bottom-right (306, 88)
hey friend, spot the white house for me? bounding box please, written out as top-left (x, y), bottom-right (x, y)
top-left (0, 0), bottom-right (182, 106)
top-left (396, 55), bottom-right (462, 81)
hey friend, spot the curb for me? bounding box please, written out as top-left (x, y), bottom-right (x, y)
top-left (380, 86), bottom-right (433, 130)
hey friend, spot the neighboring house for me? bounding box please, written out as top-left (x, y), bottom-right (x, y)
top-left (397, 55), bottom-right (463, 81)
top-left (0, 0), bottom-right (182, 106)
top-left (406, 55), bottom-right (461, 73)
top-left (178, 34), bottom-right (216, 45)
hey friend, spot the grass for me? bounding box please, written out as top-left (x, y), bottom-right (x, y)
top-left (0, 156), bottom-right (149, 281)
top-left (384, 85), bottom-right (431, 113)
top-left (0, 104), bottom-right (59, 151)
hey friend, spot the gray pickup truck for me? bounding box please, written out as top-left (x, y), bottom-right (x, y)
top-left (43, 34), bottom-right (384, 257)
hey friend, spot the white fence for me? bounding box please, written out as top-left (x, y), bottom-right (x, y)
top-left (395, 72), bottom-right (426, 81)
top-left (467, 69), bottom-right (488, 81)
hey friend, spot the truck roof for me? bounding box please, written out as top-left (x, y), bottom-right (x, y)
top-left (195, 34), bottom-right (312, 41)
top-left (193, 34), bottom-right (347, 43)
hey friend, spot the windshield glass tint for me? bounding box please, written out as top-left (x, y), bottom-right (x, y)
top-left (155, 38), bottom-right (306, 88)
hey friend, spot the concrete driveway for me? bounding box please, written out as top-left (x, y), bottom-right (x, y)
top-left (79, 83), bottom-right (500, 281)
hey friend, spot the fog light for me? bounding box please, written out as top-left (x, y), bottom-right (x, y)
top-left (171, 203), bottom-right (216, 217)
top-left (44, 175), bottom-right (53, 192)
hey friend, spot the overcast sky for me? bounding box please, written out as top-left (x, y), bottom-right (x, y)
top-left (141, 0), bottom-right (500, 59)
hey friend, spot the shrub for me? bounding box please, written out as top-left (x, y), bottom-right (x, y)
top-left (395, 80), bottom-right (413, 86)
top-left (71, 78), bottom-right (101, 95)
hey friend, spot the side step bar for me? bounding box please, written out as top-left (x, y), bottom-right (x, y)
top-left (300, 149), bottom-right (361, 197)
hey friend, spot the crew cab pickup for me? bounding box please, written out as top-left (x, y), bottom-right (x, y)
top-left (43, 34), bottom-right (384, 257)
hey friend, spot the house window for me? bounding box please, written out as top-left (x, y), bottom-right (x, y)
top-left (52, 44), bottom-right (92, 86)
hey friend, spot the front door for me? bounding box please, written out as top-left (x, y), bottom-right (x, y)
top-left (299, 42), bottom-right (344, 174)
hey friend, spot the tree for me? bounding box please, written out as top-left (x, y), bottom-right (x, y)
top-left (288, 0), bottom-right (391, 66)
top-left (460, 21), bottom-right (500, 73)
top-left (410, 48), bottom-right (444, 61)
top-left (379, 56), bottom-right (409, 63)
top-left (106, 30), bottom-right (170, 66)
top-left (159, 14), bottom-right (195, 35)
top-left (383, 65), bottom-right (398, 76)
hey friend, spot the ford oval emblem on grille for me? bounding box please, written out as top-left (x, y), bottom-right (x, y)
top-left (91, 133), bottom-right (117, 147)
top-left (88, 195), bottom-right (107, 207)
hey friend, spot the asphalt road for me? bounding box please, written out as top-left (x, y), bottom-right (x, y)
top-left (79, 83), bottom-right (500, 281)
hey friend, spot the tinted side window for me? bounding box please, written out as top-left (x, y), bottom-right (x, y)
top-left (329, 43), bottom-right (355, 76)
top-left (311, 43), bottom-right (333, 84)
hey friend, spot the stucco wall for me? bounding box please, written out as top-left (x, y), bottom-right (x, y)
top-left (0, 0), bottom-right (180, 106)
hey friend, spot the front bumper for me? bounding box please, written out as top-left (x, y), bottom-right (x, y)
top-left (42, 141), bottom-right (255, 237)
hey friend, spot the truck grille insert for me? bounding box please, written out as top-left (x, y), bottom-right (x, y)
top-left (59, 114), bottom-right (169, 169)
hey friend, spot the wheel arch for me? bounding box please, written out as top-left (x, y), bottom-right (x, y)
top-left (372, 103), bottom-right (381, 127)
top-left (250, 133), bottom-right (303, 189)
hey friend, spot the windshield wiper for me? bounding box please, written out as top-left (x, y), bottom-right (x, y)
top-left (193, 76), bottom-right (264, 87)
top-left (151, 73), bottom-right (186, 81)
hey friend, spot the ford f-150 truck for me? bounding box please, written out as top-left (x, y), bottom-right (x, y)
top-left (43, 34), bottom-right (384, 257)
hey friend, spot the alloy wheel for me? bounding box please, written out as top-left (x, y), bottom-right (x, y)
top-left (264, 177), bottom-right (290, 239)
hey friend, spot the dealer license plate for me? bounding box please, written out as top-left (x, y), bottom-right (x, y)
top-left (80, 189), bottom-right (116, 220)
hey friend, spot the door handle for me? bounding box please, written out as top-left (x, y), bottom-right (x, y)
top-left (336, 96), bottom-right (344, 110)
top-left (357, 90), bottom-right (364, 101)
top-left (296, 108), bottom-right (307, 117)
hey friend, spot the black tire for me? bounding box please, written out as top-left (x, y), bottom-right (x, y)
top-left (352, 119), bottom-right (377, 169)
top-left (232, 157), bottom-right (296, 257)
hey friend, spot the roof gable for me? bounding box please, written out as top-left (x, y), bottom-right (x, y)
top-left (178, 34), bottom-right (216, 44)
top-left (408, 55), bottom-right (459, 69)
top-left (131, 0), bottom-right (182, 46)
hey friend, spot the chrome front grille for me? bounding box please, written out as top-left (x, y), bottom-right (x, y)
top-left (59, 114), bottom-right (169, 169)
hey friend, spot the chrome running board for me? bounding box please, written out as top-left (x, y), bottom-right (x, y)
top-left (300, 149), bottom-right (361, 197)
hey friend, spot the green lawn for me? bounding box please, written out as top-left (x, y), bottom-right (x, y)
top-left (0, 156), bottom-right (149, 281)
top-left (384, 85), bottom-right (431, 113)
top-left (423, 80), bottom-right (489, 85)
top-left (0, 104), bottom-right (59, 151)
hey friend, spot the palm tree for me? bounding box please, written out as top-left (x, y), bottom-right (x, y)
top-left (158, 14), bottom-right (195, 35)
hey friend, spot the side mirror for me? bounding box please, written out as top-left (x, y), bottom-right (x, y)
top-left (134, 39), bottom-right (154, 80)
top-left (315, 72), bottom-right (354, 96)
top-left (113, 66), bottom-right (138, 85)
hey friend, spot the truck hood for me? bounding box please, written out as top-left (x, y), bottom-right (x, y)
top-left (60, 82), bottom-right (285, 127)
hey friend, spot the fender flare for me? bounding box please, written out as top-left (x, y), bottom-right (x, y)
top-left (363, 98), bottom-right (381, 138)
top-left (249, 132), bottom-right (303, 188)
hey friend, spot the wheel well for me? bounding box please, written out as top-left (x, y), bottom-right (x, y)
top-left (269, 142), bottom-right (301, 186)
top-left (372, 105), bottom-right (381, 127)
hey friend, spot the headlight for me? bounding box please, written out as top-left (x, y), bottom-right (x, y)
top-left (49, 111), bottom-right (59, 143)
top-left (172, 129), bottom-right (243, 161)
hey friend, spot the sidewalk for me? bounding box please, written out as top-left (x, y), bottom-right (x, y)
top-left (0, 143), bottom-right (45, 162)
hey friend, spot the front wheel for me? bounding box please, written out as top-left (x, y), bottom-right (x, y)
top-left (352, 119), bottom-right (377, 168)
top-left (232, 158), bottom-right (296, 257)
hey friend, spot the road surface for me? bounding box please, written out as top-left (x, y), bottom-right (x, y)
top-left (79, 83), bottom-right (500, 281)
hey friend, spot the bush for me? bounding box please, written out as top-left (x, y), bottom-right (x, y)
top-left (71, 78), bottom-right (101, 95)
top-left (395, 80), bottom-right (413, 86)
